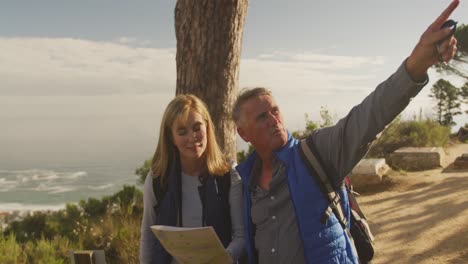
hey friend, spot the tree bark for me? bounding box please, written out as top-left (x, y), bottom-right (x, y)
top-left (175, 0), bottom-right (249, 161)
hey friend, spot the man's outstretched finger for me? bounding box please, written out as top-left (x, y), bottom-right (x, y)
top-left (429, 0), bottom-right (460, 30)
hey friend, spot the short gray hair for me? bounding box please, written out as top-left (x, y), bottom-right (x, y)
top-left (232, 87), bottom-right (272, 125)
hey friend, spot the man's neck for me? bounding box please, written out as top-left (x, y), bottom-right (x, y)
top-left (257, 152), bottom-right (275, 190)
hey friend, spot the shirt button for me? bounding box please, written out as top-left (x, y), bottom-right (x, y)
top-left (270, 196), bottom-right (275, 200)
top-left (271, 248), bottom-right (276, 253)
top-left (272, 215), bottom-right (276, 220)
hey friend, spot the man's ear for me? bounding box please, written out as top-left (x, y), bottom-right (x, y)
top-left (237, 127), bottom-right (250, 142)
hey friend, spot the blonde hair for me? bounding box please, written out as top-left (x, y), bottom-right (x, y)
top-left (152, 94), bottom-right (230, 185)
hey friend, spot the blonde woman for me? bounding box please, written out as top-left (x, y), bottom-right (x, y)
top-left (140, 94), bottom-right (245, 264)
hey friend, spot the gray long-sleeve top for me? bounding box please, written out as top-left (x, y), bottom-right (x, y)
top-left (310, 61), bottom-right (427, 186)
top-left (139, 167), bottom-right (245, 263)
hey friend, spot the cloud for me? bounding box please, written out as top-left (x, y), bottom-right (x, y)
top-left (0, 37), bottom-right (176, 96)
top-left (0, 37), bottom-right (396, 129)
top-left (0, 37), bottom-right (400, 124)
top-left (256, 50), bottom-right (385, 69)
top-left (239, 51), bottom-right (391, 128)
top-left (241, 50), bottom-right (386, 92)
top-left (0, 37), bottom-right (388, 102)
top-left (2, 37), bottom-right (459, 141)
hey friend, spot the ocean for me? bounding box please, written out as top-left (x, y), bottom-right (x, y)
top-left (0, 164), bottom-right (140, 212)
top-left (0, 146), bottom-right (150, 211)
top-left (0, 94), bottom-right (168, 212)
top-left (0, 94), bottom-right (251, 213)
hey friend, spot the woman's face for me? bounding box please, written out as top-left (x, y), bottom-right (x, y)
top-left (171, 109), bottom-right (208, 164)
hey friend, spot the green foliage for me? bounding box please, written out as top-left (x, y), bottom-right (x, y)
top-left (366, 118), bottom-right (451, 158)
top-left (455, 23), bottom-right (468, 58)
top-left (0, 234), bottom-right (27, 264)
top-left (237, 144), bottom-right (254, 163)
top-left (462, 82), bottom-right (468, 114)
top-left (292, 113), bottom-right (318, 139)
top-left (292, 106), bottom-right (335, 139)
top-left (109, 185), bottom-right (143, 217)
top-left (2, 185), bottom-right (144, 263)
top-left (0, 234), bottom-right (71, 264)
top-left (24, 237), bottom-right (66, 264)
top-left (429, 79), bottom-right (462, 126)
top-left (135, 159), bottom-right (152, 184)
top-left (80, 197), bottom-right (107, 218)
top-left (106, 218), bottom-right (141, 264)
top-left (318, 106), bottom-right (334, 128)
top-left (4, 212), bottom-right (54, 243)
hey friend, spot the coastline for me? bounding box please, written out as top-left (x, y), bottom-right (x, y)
top-left (0, 203), bottom-right (68, 230)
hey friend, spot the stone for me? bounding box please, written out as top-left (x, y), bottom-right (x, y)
top-left (70, 250), bottom-right (106, 264)
top-left (350, 158), bottom-right (390, 186)
top-left (386, 147), bottom-right (445, 171)
top-left (454, 153), bottom-right (468, 169)
top-left (457, 127), bottom-right (468, 142)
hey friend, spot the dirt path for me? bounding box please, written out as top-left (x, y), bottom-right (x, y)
top-left (357, 143), bottom-right (468, 264)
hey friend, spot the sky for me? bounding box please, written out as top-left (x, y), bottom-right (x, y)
top-left (1, 0), bottom-right (467, 169)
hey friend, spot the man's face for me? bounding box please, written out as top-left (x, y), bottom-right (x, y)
top-left (237, 94), bottom-right (288, 154)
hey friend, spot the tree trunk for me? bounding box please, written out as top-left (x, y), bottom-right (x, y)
top-left (175, 0), bottom-right (249, 161)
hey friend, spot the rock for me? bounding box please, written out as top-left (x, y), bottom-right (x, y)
top-left (70, 250), bottom-right (106, 264)
top-left (457, 127), bottom-right (468, 142)
top-left (454, 153), bottom-right (468, 169)
top-left (386, 147), bottom-right (445, 171)
top-left (350, 158), bottom-right (390, 186)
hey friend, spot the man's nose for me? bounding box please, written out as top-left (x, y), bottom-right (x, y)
top-left (269, 113), bottom-right (279, 125)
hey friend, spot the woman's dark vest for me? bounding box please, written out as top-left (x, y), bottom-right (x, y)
top-left (152, 158), bottom-right (232, 264)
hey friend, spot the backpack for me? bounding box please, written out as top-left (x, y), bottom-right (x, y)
top-left (298, 139), bottom-right (375, 264)
top-left (152, 173), bottom-right (231, 217)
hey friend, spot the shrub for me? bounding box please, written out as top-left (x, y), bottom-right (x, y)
top-left (24, 237), bottom-right (66, 264)
top-left (2, 185), bottom-right (144, 263)
top-left (4, 212), bottom-right (55, 243)
top-left (79, 198), bottom-right (108, 219)
top-left (135, 159), bottom-right (152, 184)
top-left (0, 233), bottom-right (27, 264)
top-left (366, 118), bottom-right (451, 158)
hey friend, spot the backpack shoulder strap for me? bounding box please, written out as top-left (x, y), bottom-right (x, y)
top-left (298, 139), bottom-right (359, 257)
top-left (214, 171), bottom-right (232, 197)
top-left (152, 177), bottom-right (166, 214)
top-left (298, 139), bottom-right (347, 226)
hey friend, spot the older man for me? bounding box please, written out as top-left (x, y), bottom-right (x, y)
top-left (232, 1), bottom-right (460, 263)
